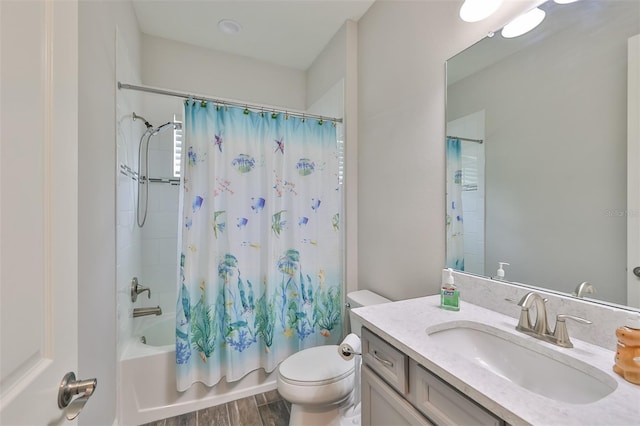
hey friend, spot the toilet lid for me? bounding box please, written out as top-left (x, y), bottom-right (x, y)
top-left (279, 345), bottom-right (354, 385)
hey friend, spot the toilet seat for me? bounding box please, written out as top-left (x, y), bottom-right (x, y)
top-left (278, 345), bottom-right (354, 385)
top-left (277, 345), bottom-right (355, 407)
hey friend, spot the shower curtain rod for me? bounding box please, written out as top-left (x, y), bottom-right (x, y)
top-left (118, 82), bottom-right (343, 124)
top-left (447, 135), bottom-right (483, 144)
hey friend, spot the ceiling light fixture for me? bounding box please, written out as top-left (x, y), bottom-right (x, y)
top-left (218, 19), bottom-right (242, 35)
top-left (459, 0), bottom-right (503, 23)
top-left (554, 0), bottom-right (581, 4)
top-left (501, 7), bottom-right (546, 38)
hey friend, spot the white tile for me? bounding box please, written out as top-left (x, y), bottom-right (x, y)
top-left (148, 148), bottom-right (172, 178)
top-left (142, 241), bottom-right (160, 266)
top-left (143, 264), bottom-right (178, 295)
top-left (157, 238), bottom-right (179, 264)
top-left (143, 211), bottom-right (179, 239)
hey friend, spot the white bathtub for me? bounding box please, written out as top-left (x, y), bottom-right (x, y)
top-left (119, 313), bottom-right (277, 425)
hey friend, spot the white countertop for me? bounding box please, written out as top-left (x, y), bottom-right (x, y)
top-left (352, 295), bottom-right (640, 426)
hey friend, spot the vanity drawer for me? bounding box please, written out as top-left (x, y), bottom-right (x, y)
top-left (361, 327), bottom-right (408, 395)
top-left (409, 361), bottom-right (503, 426)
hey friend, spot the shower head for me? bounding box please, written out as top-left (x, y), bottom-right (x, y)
top-left (132, 112), bottom-right (153, 129)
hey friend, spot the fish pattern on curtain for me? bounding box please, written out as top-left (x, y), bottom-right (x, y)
top-left (446, 137), bottom-right (464, 270)
top-left (175, 101), bottom-right (343, 391)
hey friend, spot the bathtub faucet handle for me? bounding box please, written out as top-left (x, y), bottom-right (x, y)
top-left (131, 277), bottom-right (151, 302)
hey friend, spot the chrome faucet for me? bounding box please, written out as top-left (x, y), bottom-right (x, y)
top-left (516, 292), bottom-right (550, 335)
top-left (131, 277), bottom-right (151, 302)
top-left (572, 281), bottom-right (596, 298)
top-left (133, 306), bottom-right (162, 318)
top-left (515, 291), bottom-right (591, 348)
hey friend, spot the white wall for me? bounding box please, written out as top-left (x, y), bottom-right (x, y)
top-left (357, 0), bottom-right (539, 300)
top-left (142, 34), bottom-right (306, 110)
top-left (306, 21), bottom-right (359, 299)
top-left (79, 1), bottom-right (141, 425)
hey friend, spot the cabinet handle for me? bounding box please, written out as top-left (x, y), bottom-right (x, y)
top-left (373, 350), bottom-right (394, 368)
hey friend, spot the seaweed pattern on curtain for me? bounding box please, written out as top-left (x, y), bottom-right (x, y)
top-left (446, 137), bottom-right (464, 271)
top-left (175, 101), bottom-right (342, 390)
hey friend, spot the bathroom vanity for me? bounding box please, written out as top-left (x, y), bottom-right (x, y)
top-left (354, 295), bottom-right (640, 425)
top-left (361, 327), bottom-right (502, 425)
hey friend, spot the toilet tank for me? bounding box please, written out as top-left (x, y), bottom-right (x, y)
top-left (346, 290), bottom-right (390, 337)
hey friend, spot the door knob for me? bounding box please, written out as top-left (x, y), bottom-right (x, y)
top-left (58, 372), bottom-right (97, 420)
top-left (633, 267), bottom-right (640, 278)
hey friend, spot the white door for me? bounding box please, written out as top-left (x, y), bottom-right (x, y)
top-left (1, 1), bottom-right (82, 424)
top-left (628, 34), bottom-right (640, 309)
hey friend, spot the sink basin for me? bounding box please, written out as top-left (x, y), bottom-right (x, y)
top-left (426, 321), bottom-right (617, 404)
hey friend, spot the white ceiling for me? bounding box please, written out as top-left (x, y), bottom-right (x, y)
top-left (131, 0), bottom-right (376, 71)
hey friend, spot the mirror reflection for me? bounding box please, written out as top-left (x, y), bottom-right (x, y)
top-left (446, 0), bottom-right (640, 308)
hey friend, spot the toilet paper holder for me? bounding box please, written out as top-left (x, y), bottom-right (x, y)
top-left (339, 333), bottom-right (362, 360)
top-left (340, 346), bottom-right (361, 357)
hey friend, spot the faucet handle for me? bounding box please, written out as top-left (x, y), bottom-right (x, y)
top-left (131, 277), bottom-right (151, 302)
top-left (553, 314), bottom-right (592, 348)
top-left (505, 296), bottom-right (548, 305)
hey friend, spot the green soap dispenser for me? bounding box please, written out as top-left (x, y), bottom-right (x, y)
top-left (440, 268), bottom-right (460, 311)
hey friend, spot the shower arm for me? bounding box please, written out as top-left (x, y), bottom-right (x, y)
top-left (132, 112), bottom-right (153, 129)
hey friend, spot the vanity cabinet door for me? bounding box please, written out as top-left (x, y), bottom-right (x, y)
top-left (362, 365), bottom-right (433, 426)
top-left (409, 361), bottom-right (503, 426)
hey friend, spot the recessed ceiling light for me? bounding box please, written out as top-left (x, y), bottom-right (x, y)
top-left (218, 19), bottom-right (242, 35)
top-left (501, 7), bottom-right (546, 38)
top-left (459, 0), bottom-right (503, 23)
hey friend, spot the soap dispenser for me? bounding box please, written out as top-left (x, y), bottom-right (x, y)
top-left (494, 262), bottom-right (509, 281)
top-left (613, 313), bottom-right (640, 385)
top-left (440, 268), bottom-right (460, 311)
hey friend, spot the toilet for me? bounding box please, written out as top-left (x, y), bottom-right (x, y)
top-left (277, 290), bottom-right (390, 426)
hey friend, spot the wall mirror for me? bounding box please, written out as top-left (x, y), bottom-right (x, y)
top-left (446, 0), bottom-right (640, 309)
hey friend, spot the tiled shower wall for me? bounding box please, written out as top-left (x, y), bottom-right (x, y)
top-left (116, 30), bottom-right (144, 357)
top-left (116, 32), bottom-right (183, 353)
top-left (139, 95), bottom-right (183, 314)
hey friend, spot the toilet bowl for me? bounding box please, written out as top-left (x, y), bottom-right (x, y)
top-left (277, 290), bottom-right (390, 426)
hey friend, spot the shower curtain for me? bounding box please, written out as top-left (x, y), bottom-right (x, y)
top-left (175, 101), bottom-right (343, 391)
top-left (446, 137), bottom-right (464, 270)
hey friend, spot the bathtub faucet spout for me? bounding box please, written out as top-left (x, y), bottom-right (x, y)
top-left (133, 306), bottom-right (162, 318)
